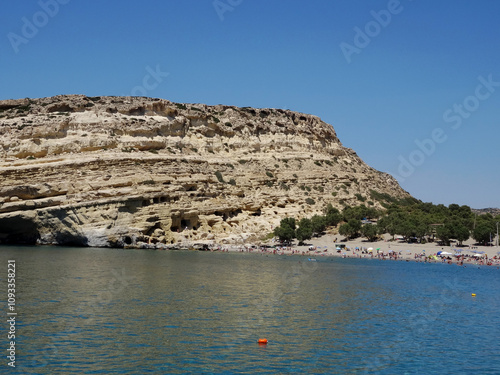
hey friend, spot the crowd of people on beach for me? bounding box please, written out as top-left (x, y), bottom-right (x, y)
top-left (205, 243), bottom-right (500, 268)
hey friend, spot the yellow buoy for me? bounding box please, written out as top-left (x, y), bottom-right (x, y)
top-left (471, 293), bottom-right (476, 297)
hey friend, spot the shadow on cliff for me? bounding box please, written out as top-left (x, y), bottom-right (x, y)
top-left (0, 211), bottom-right (88, 247)
top-left (43, 209), bottom-right (89, 246)
top-left (54, 231), bottom-right (88, 247)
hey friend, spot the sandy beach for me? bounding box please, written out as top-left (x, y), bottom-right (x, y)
top-left (289, 234), bottom-right (500, 266)
top-left (218, 233), bottom-right (500, 267)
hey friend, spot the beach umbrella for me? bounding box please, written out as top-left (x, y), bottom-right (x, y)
top-left (367, 247), bottom-right (373, 251)
top-left (437, 251), bottom-right (443, 255)
top-left (440, 251), bottom-right (452, 255)
top-left (376, 248), bottom-right (381, 251)
top-left (473, 253), bottom-right (483, 257)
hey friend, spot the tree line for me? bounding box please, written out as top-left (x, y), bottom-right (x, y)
top-left (273, 199), bottom-right (500, 246)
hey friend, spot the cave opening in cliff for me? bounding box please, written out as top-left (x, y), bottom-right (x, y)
top-left (128, 107), bottom-right (145, 116)
top-left (0, 216), bottom-right (39, 245)
top-left (54, 232), bottom-right (88, 247)
top-left (251, 209), bottom-right (262, 217)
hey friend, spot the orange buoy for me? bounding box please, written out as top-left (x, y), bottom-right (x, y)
top-left (258, 338), bottom-right (268, 344)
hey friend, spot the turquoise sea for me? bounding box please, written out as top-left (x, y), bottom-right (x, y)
top-left (1, 246), bottom-right (499, 374)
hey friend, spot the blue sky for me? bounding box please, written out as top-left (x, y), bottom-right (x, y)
top-left (1, 0), bottom-right (499, 208)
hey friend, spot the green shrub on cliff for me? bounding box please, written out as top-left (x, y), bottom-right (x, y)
top-left (305, 198), bottom-right (315, 205)
top-left (215, 171), bottom-right (224, 183)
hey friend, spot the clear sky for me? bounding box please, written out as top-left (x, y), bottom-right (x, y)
top-left (1, 0), bottom-right (499, 208)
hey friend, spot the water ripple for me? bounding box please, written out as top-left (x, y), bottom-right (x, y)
top-left (1, 248), bottom-right (499, 374)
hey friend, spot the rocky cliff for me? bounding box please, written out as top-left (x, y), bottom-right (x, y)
top-left (0, 95), bottom-right (409, 247)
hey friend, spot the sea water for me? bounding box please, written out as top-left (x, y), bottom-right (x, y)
top-left (0, 246), bottom-right (499, 374)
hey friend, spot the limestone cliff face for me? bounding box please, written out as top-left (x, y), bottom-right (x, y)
top-left (0, 95), bottom-right (409, 247)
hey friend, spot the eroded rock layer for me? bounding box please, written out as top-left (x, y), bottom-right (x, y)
top-left (0, 95), bottom-right (409, 246)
